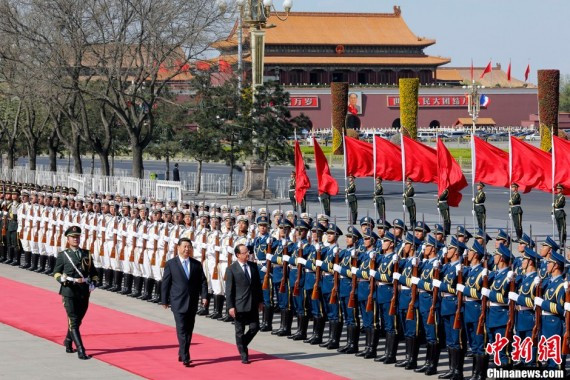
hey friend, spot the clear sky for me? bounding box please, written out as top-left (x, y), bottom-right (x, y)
top-left (271, 0), bottom-right (570, 84)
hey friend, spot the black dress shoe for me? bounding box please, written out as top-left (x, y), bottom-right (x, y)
top-left (241, 358), bottom-right (250, 364)
top-left (183, 360), bottom-right (191, 367)
top-left (178, 356), bottom-right (182, 362)
top-left (66, 347), bottom-right (77, 353)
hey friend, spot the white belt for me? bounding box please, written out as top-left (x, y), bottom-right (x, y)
top-left (419, 289), bottom-right (427, 293)
top-left (323, 273), bottom-right (332, 277)
top-left (401, 285), bottom-right (410, 290)
top-left (377, 282), bottom-right (388, 287)
top-left (465, 297), bottom-right (479, 302)
top-left (542, 310), bottom-right (554, 316)
top-left (305, 269), bottom-right (313, 273)
top-left (63, 276), bottom-right (88, 283)
top-left (438, 201), bottom-right (447, 203)
top-left (442, 293), bottom-right (454, 297)
top-left (489, 302), bottom-right (507, 307)
top-left (358, 279), bottom-right (368, 283)
top-left (517, 306), bottom-right (532, 311)
top-left (474, 203), bottom-right (484, 206)
top-left (554, 208), bottom-right (564, 211)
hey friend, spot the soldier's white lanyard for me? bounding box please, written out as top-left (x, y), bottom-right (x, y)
top-left (63, 250), bottom-right (86, 281)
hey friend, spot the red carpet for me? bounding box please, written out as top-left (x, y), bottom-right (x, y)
top-left (0, 276), bottom-right (346, 380)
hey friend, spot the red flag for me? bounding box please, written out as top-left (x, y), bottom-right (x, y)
top-left (480, 61), bottom-right (492, 79)
top-left (510, 136), bottom-right (551, 193)
top-left (374, 136), bottom-right (402, 181)
top-left (437, 138), bottom-right (467, 207)
top-left (507, 61), bottom-right (511, 82)
top-left (313, 138), bottom-right (338, 196)
top-left (524, 64), bottom-right (530, 82)
top-left (552, 136), bottom-right (570, 195)
top-left (345, 136), bottom-right (374, 177)
top-left (473, 136), bottom-right (511, 189)
top-left (294, 140), bottom-right (311, 203)
top-left (402, 136), bottom-right (438, 183)
top-left (219, 59), bottom-right (232, 73)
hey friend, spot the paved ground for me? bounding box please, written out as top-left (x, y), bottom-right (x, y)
top-left (1, 263), bottom-right (438, 380)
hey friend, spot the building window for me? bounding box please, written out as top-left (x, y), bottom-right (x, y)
top-left (332, 71), bottom-right (347, 82)
top-left (392, 118), bottom-right (401, 129)
top-left (429, 120), bottom-right (441, 129)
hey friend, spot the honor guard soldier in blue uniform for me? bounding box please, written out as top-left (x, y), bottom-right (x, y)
top-left (302, 222), bottom-right (327, 345)
top-left (434, 224), bottom-right (446, 244)
top-left (415, 235), bottom-right (444, 375)
top-left (538, 236), bottom-right (559, 280)
top-left (434, 236), bottom-right (468, 380)
top-left (456, 225), bottom-right (472, 257)
top-left (392, 218), bottom-right (407, 242)
top-left (553, 184), bottom-right (566, 247)
top-left (438, 188), bottom-right (451, 236)
top-left (358, 216), bottom-right (374, 253)
top-left (508, 245), bottom-right (541, 367)
top-left (374, 177), bottom-right (385, 219)
top-left (481, 244), bottom-right (514, 368)
top-left (536, 251), bottom-right (567, 370)
top-left (318, 223), bottom-right (343, 349)
top-left (394, 232), bottom-right (423, 369)
top-left (375, 219), bottom-right (391, 251)
top-left (53, 226), bottom-right (99, 360)
top-left (369, 231), bottom-right (399, 364)
top-left (270, 218), bottom-right (294, 337)
top-left (352, 228), bottom-right (380, 359)
top-left (287, 220), bottom-right (311, 341)
top-left (253, 215), bottom-right (273, 332)
top-left (462, 240), bottom-right (489, 380)
top-left (509, 183), bottom-right (523, 241)
top-left (473, 182), bottom-right (486, 230)
top-left (336, 226), bottom-right (362, 354)
top-left (513, 233), bottom-right (534, 276)
top-left (414, 221), bottom-right (430, 257)
top-left (403, 178), bottom-right (416, 229)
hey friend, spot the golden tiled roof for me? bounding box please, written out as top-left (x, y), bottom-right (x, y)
top-left (259, 55), bottom-right (450, 66)
top-left (455, 118), bottom-right (496, 126)
top-left (436, 69), bottom-right (462, 81)
top-left (264, 8), bottom-right (435, 46)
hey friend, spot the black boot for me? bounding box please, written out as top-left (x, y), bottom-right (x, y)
top-left (0, 246), bottom-right (6, 263)
top-left (28, 253), bottom-right (39, 271)
top-left (405, 336), bottom-right (419, 370)
top-left (451, 348), bottom-right (464, 380)
top-left (96, 267), bottom-right (104, 285)
top-left (383, 332), bottom-right (399, 364)
top-left (209, 295), bottom-right (223, 318)
top-left (338, 324), bottom-right (353, 353)
top-left (355, 327), bottom-right (371, 357)
top-left (439, 349), bottom-right (455, 379)
top-left (5, 247), bottom-right (14, 265)
top-left (304, 316), bottom-right (322, 344)
top-left (468, 354), bottom-right (479, 380)
top-left (64, 330), bottom-right (76, 353)
top-left (396, 336), bottom-right (413, 367)
top-left (151, 281), bottom-right (162, 303)
top-left (197, 294), bottom-right (211, 316)
top-left (220, 300), bottom-right (235, 323)
top-left (425, 342), bottom-right (441, 376)
top-left (110, 271), bottom-right (123, 292)
top-left (477, 355), bottom-right (488, 380)
top-left (42, 256), bottom-right (54, 275)
top-left (290, 316), bottom-right (309, 341)
top-left (140, 278), bottom-right (155, 301)
top-left (100, 269), bottom-right (112, 290)
top-left (35, 255), bottom-right (47, 273)
top-left (129, 276), bottom-right (143, 298)
top-left (310, 317), bottom-right (325, 345)
top-left (260, 306), bottom-right (273, 332)
top-left (416, 341), bottom-right (434, 373)
top-left (319, 321), bottom-right (334, 348)
top-left (276, 310), bottom-right (293, 336)
top-left (11, 248), bottom-right (21, 266)
top-left (272, 309), bottom-right (287, 335)
top-left (120, 274), bottom-right (133, 295)
top-left (327, 321), bottom-right (343, 350)
top-left (21, 251), bottom-right (32, 269)
top-left (208, 295), bottom-right (219, 318)
top-left (70, 329), bottom-right (91, 360)
top-left (363, 328), bottom-right (379, 359)
top-left (216, 296), bottom-right (227, 319)
top-left (344, 325), bottom-right (360, 354)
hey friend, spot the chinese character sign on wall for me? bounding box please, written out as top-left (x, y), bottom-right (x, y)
top-left (387, 95), bottom-right (482, 108)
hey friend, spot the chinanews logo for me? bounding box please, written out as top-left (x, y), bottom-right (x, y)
top-left (485, 333), bottom-right (565, 379)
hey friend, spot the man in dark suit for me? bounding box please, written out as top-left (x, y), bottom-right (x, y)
top-left (161, 237), bottom-right (208, 367)
top-left (172, 163), bottom-right (180, 181)
top-left (226, 244), bottom-right (263, 364)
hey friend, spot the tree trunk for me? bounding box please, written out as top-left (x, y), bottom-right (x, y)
top-left (195, 160), bottom-right (202, 195)
top-left (131, 144), bottom-right (144, 179)
top-left (165, 153), bottom-right (170, 181)
top-left (91, 152), bottom-right (95, 175)
top-left (49, 145), bottom-right (57, 172)
top-left (98, 152), bottom-right (110, 176)
top-left (228, 163), bottom-right (234, 196)
top-left (6, 147), bottom-right (15, 170)
top-left (71, 140), bottom-right (83, 174)
top-left (28, 146), bottom-right (37, 171)
top-left (111, 149), bottom-right (115, 176)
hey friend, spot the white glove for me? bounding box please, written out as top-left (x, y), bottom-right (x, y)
top-left (393, 272), bottom-right (401, 281)
top-left (481, 288), bottom-right (491, 297)
top-left (411, 277), bottom-right (420, 285)
top-left (508, 292), bottom-right (519, 302)
top-left (534, 297), bottom-right (543, 308)
top-left (226, 246), bottom-right (233, 254)
top-left (318, 196), bottom-right (321, 202)
top-left (433, 260), bottom-right (440, 269)
top-left (471, 198), bottom-right (475, 202)
top-left (315, 243), bottom-right (320, 251)
top-left (369, 269), bottom-right (377, 278)
top-left (351, 267), bottom-right (358, 275)
top-left (552, 203), bottom-right (555, 207)
top-left (392, 255), bottom-right (398, 263)
top-left (61, 274), bottom-right (68, 283)
top-left (333, 264), bottom-right (341, 273)
top-left (481, 268), bottom-right (488, 277)
top-left (266, 253), bottom-right (273, 261)
top-left (506, 271), bottom-right (514, 281)
top-left (456, 265), bottom-right (462, 275)
top-left (333, 247), bottom-right (339, 254)
top-left (350, 249), bottom-right (356, 258)
top-left (433, 279), bottom-right (441, 288)
top-left (267, 237), bottom-right (272, 245)
top-left (89, 283), bottom-right (96, 292)
top-left (412, 257), bottom-right (417, 266)
top-left (173, 238), bottom-right (180, 245)
top-left (442, 247), bottom-right (448, 255)
top-left (345, 199), bottom-right (349, 205)
top-left (533, 276), bottom-right (541, 286)
top-left (281, 238), bottom-right (287, 246)
top-left (283, 254), bottom-right (291, 262)
top-left (261, 266), bottom-right (267, 273)
top-left (296, 258), bottom-right (307, 265)
top-left (565, 281), bottom-right (569, 290)
top-left (215, 246), bottom-right (221, 252)
top-left (457, 284), bottom-right (465, 293)
top-left (565, 303), bottom-right (570, 312)
top-left (369, 251), bottom-right (375, 259)
top-left (471, 210), bottom-right (475, 216)
top-left (316, 259), bottom-right (323, 267)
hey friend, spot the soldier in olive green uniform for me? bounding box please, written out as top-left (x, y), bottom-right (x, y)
top-left (319, 192), bottom-right (331, 217)
top-left (553, 183), bottom-right (566, 247)
top-left (403, 178), bottom-right (416, 229)
top-left (346, 175), bottom-right (357, 224)
top-left (373, 177), bottom-right (385, 219)
top-left (509, 183), bottom-right (523, 241)
top-left (437, 188), bottom-right (451, 236)
top-left (7, 188), bottom-right (20, 266)
top-left (53, 226), bottom-right (99, 360)
top-left (288, 171), bottom-right (296, 209)
top-left (473, 182), bottom-right (486, 230)
top-left (0, 187), bottom-right (10, 263)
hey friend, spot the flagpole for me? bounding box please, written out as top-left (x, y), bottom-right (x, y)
top-left (436, 128), bottom-right (441, 228)
top-left (401, 131), bottom-right (406, 224)
top-left (471, 130), bottom-right (476, 231)
top-left (314, 138), bottom-right (325, 217)
top-left (343, 134), bottom-right (349, 225)
top-left (508, 128), bottom-right (513, 239)
top-left (373, 130), bottom-right (377, 221)
top-left (552, 128), bottom-right (556, 237)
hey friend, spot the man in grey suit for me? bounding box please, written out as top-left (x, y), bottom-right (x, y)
top-left (226, 244), bottom-right (263, 364)
top-left (161, 237), bottom-right (208, 367)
